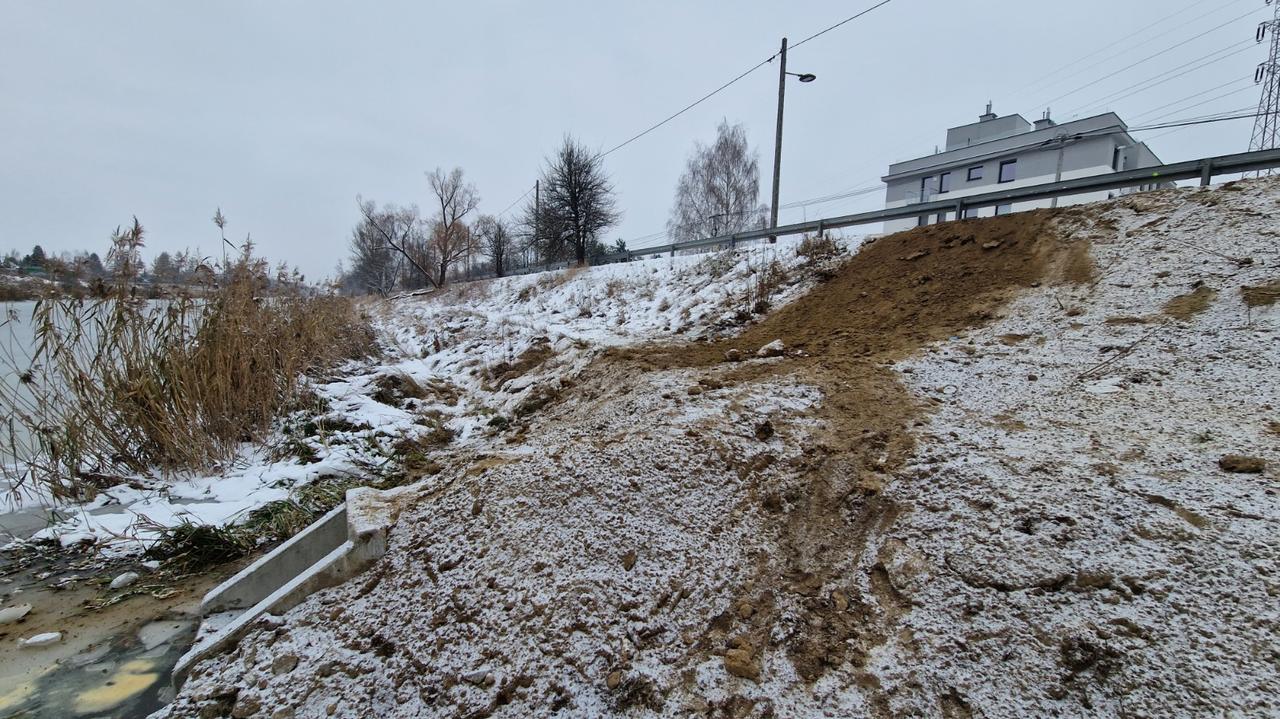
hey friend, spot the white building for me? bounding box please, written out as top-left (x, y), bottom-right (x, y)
top-left (881, 105), bottom-right (1170, 232)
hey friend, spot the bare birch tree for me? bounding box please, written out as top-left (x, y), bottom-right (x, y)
top-left (667, 120), bottom-right (766, 243)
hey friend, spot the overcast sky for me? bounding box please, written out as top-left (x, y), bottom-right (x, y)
top-left (1, 0), bottom-right (1270, 280)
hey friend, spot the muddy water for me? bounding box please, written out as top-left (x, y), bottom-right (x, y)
top-left (0, 549), bottom-right (242, 719)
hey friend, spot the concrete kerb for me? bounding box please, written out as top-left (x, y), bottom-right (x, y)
top-left (171, 486), bottom-right (397, 689)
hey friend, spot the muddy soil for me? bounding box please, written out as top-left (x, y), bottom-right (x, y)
top-left (1, 545), bottom-right (243, 718)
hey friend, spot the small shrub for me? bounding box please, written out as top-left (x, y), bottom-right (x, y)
top-left (796, 232), bottom-right (841, 260)
top-left (695, 250), bottom-right (738, 279)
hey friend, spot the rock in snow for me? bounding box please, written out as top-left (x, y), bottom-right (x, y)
top-left (1219, 454), bottom-right (1266, 474)
top-left (756, 339), bottom-right (786, 357)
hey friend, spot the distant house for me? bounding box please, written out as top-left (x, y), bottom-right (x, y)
top-left (882, 104), bottom-right (1171, 232)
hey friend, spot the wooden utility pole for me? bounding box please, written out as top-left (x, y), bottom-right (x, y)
top-left (769, 37), bottom-right (788, 244)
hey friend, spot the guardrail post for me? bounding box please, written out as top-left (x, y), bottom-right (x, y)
top-left (729, 234), bottom-right (737, 250)
top-left (817, 220), bottom-right (825, 239)
top-left (1199, 160), bottom-right (1213, 187)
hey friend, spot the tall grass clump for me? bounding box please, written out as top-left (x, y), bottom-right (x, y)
top-left (1, 218), bottom-right (375, 499)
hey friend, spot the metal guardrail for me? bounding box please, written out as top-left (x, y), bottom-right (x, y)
top-left (603, 147), bottom-right (1280, 262)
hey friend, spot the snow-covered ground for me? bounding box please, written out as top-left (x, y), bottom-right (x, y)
top-left (4, 236), bottom-right (850, 554)
top-left (160, 177), bottom-right (1279, 718)
top-left (881, 183), bottom-right (1279, 716)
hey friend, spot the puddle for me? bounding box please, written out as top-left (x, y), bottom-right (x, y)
top-left (1, 545), bottom-right (246, 719)
top-left (1, 615), bottom-right (194, 717)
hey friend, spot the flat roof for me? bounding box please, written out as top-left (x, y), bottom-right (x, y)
top-left (882, 112), bottom-right (1139, 182)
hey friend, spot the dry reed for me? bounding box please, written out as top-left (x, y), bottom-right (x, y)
top-left (1, 220), bottom-right (375, 499)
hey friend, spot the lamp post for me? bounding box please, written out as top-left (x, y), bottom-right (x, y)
top-left (769, 37), bottom-right (816, 243)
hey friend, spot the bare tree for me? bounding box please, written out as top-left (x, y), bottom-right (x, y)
top-left (535, 137), bottom-right (621, 265)
top-left (667, 120), bottom-right (766, 243)
top-left (426, 167), bottom-right (480, 287)
top-left (355, 197), bottom-right (434, 287)
top-left (474, 214), bottom-right (513, 278)
top-left (348, 210), bottom-right (405, 295)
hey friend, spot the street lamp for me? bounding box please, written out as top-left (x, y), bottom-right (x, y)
top-left (769, 37), bottom-right (816, 242)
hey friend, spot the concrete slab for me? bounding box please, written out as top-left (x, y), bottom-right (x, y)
top-left (171, 486), bottom-right (398, 689)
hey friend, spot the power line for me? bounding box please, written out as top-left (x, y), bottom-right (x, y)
top-left (1067, 40), bottom-right (1257, 118)
top-left (789, 0), bottom-right (897, 51)
top-left (1128, 76), bottom-right (1254, 122)
top-left (1008, 0), bottom-right (1250, 104)
top-left (496, 185), bottom-right (534, 218)
top-left (598, 0), bottom-right (899, 159)
top-left (1134, 85), bottom-right (1258, 124)
top-left (1037, 6), bottom-right (1264, 109)
top-left (598, 56), bottom-right (778, 159)
top-left (1129, 108), bottom-right (1259, 131)
top-left (782, 4), bottom-right (1258, 215)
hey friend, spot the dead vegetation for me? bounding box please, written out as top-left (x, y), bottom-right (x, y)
top-left (1241, 278), bottom-right (1280, 308)
top-left (0, 226), bottom-right (375, 499)
top-left (1163, 285), bottom-right (1217, 319)
top-left (486, 337), bottom-right (554, 388)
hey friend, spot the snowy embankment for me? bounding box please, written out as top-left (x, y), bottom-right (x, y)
top-left (7, 236), bottom-right (846, 554)
top-left (162, 177), bottom-right (1277, 719)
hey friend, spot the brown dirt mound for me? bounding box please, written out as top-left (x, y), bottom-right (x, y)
top-left (630, 209), bottom-right (1080, 370)
top-left (610, 209), bottom-right (1090, 688)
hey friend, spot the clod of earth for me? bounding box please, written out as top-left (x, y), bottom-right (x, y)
top-left (754, 420), bottom-right (775, 441)
top-left (723, 646), bottom-right (761, 681)
top-left (1219, 454), bottom-right (1266, 474)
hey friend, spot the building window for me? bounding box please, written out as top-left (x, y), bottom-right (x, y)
top-left (936, 211), bottom-right (948, 223)
top-left (917, 214), bottom-right (928, 227)
top-left (961, 207), bottom-right (976, 219)
top-left (919, 175), bottom-right (938, 201)
top-left (939, 172), bottom-right (952, 193)
top-left (995, 203), bottom-right (1012, 216)
top-left (998, 159), bottom-right (1017, 183)
top-left (967, 165), bottom-right (984, 181)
